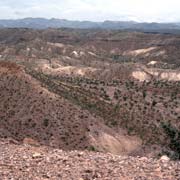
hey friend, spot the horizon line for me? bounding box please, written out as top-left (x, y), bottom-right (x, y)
top-left (0, 17), bottom-right (179, 24)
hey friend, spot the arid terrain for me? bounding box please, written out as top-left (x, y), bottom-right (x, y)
top-left (0, 139), bottom-right (180, 180)
top-left (0, 28), bottom-right (180, 179)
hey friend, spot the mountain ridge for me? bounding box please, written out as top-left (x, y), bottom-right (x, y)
top-left (0, 18), bottom-right (180, 32)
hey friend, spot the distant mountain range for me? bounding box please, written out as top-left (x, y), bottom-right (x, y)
top-left (0, 18), bottom-right (180, 33)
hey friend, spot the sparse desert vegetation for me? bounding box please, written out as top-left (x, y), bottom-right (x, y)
top-left (0, 28), bottom-right (180, 179)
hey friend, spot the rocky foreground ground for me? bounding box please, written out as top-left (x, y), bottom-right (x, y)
top-left (0, 139), bottom-right (179, 180)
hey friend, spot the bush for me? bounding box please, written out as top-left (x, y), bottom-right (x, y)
top-left (43, 118), bottom-right (49, 127)
top-left (161, 122), bottom-right (180, 160)
top-left (152, 100), bottom-right (157, 107)
top-left (143, 91), bottom-right (146, 98)
top-left (88, 146), bottom-right (96, 151)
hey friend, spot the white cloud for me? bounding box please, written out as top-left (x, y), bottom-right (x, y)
top-left (0, 0), bottom-right (180, 22)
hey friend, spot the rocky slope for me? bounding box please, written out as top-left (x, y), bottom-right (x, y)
top-left (0, 139), bottom-right (179, 180)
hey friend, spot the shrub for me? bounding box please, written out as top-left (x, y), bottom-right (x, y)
top-left (43, 118), bottom-right (49, 127)
top-left (88, 146), bottom-right (96, 151)
top-left (152, 100), bottom-right (157, 107)
top-left (143, 91), bottom-right (146, 98)
top-left (111, 120), bottom-right (118, 126)
top-left (161, 122), bottom-right (180, 160)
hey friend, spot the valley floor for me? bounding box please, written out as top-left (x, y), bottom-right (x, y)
top-left (0, 139), bottom-right (179, 180)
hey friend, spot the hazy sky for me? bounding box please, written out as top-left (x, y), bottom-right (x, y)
top-left (0, 0), bottom-right (180, 22)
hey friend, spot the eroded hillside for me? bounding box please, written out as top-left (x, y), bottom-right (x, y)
top-left (0, 28), bottom-right (180, 159)
top-left (0, 61), bottom-right (142, 155)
